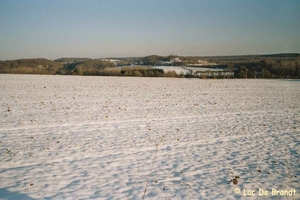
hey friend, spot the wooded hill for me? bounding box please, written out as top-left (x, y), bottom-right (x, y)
top-left (0, 58), bottom-right (115, 75)
top-left (57, 59), bottom-right (116, 75)
top-left (0, 59), bottom-right (63, 74)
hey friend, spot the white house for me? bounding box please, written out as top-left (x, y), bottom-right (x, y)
top-left (170, 57), bottom-right (182, 63)
top-left (187, 60), bottom-right (217, 66)
top-left (101, 59), bottom-right (120, 66)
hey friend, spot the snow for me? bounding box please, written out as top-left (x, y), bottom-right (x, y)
top-left (154, 66), bottom-right (190, 75)
top-left (0, 74), bottom-right (299, 199)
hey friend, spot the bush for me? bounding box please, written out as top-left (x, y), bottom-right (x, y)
top-left (132, 70), bottom-right (143, 76)
top-left (164, 71), bottom-right (178, 77)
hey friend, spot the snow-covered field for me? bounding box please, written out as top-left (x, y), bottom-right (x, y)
top-left (0, 74), bottom-right (299, 200)
top-left (154, 66), bottom-right (190, 75)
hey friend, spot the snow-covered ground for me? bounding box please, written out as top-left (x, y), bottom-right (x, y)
top-left (154, 66), bottom-right (190, 75)
top-left (0, 75), bottom-right (299, 200)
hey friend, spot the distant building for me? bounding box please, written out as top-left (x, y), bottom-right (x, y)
top-left (170, 57), bottom-right (182, 63)
top-left (187, 60), bottom-right (217, 66)
top-left (101, 59), bottom-right (120, 66)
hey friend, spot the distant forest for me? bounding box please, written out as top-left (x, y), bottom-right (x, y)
top-left (0, 53), bottom-right (299, 79)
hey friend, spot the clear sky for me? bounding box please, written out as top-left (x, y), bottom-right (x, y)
top-left (0, 0), bottom-right (299, 60)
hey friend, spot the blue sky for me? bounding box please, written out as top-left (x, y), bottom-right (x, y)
top-left (0, 0), bottom-right (299, 60)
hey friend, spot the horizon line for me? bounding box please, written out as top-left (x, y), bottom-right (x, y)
top-left (1, 52), bottom-right (300, 61)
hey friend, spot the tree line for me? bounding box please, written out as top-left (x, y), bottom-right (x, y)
top-left (234, 60), bottom-right (300, 79)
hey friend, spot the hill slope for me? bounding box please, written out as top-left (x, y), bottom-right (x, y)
top-left (0, 59), bottom-right (63, 74)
